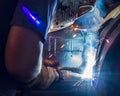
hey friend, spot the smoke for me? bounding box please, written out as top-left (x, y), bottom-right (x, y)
top-left (74, 5), bottom-right (104, 29)
top-left (95, 0), bottom-right (107, 18)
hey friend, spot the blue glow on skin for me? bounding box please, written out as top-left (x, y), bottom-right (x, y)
top-left (22, 6), bottom-right (42, 25)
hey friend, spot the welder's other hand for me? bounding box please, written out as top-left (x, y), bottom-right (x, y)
top-left (28, 64), bottom-right (59, 89)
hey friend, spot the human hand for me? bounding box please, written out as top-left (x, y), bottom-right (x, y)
top-left (28, 64), bottom-right (59, 89)
top-left (40, 64), bottom-right (59, 89)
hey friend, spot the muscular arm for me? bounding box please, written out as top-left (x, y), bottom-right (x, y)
top-left (5, 25), bottom-right (43, 83)
top-left (5, 0), bottom-right (59, 84)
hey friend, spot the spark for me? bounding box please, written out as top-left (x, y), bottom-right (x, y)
top-left (60, 44), bottom-right (65, 48)
top-left (48, 54), bottom-right (53, 58)
top-left (69, 24), bottom-right (80, 31)
top-left (72, 34), bottom-right (77, 38)
top-left (105, 39), bottom-right (110, 44)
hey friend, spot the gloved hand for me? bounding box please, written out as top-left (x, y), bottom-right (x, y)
top-left (28, 64), bottom-right (59, 89)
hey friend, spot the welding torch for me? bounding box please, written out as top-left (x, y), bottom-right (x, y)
top-left (43, 59), bottom-right (83, 74)
top-left (54, 66), bottom-right (83, 81)
top-left (57, 66), bottom-right (82, 74)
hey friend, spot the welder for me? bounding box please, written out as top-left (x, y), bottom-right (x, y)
top-left (0, 0), bottom-right (59, 96)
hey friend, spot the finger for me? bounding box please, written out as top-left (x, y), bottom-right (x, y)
top-left (53, 69), bottom-right (59, 81)
top-left (45, 67), bottom-right (55, 87)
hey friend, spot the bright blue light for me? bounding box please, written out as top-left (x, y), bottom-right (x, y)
top-left (22, 6), bottom-right (42, 25)
top-left (95, 0), bottom-right (107, 18)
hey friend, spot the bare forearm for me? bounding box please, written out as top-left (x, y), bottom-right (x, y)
top-left (5, 26), bottom-right (43, 83)
top-left (5, 0), bottom-right (59, 83)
